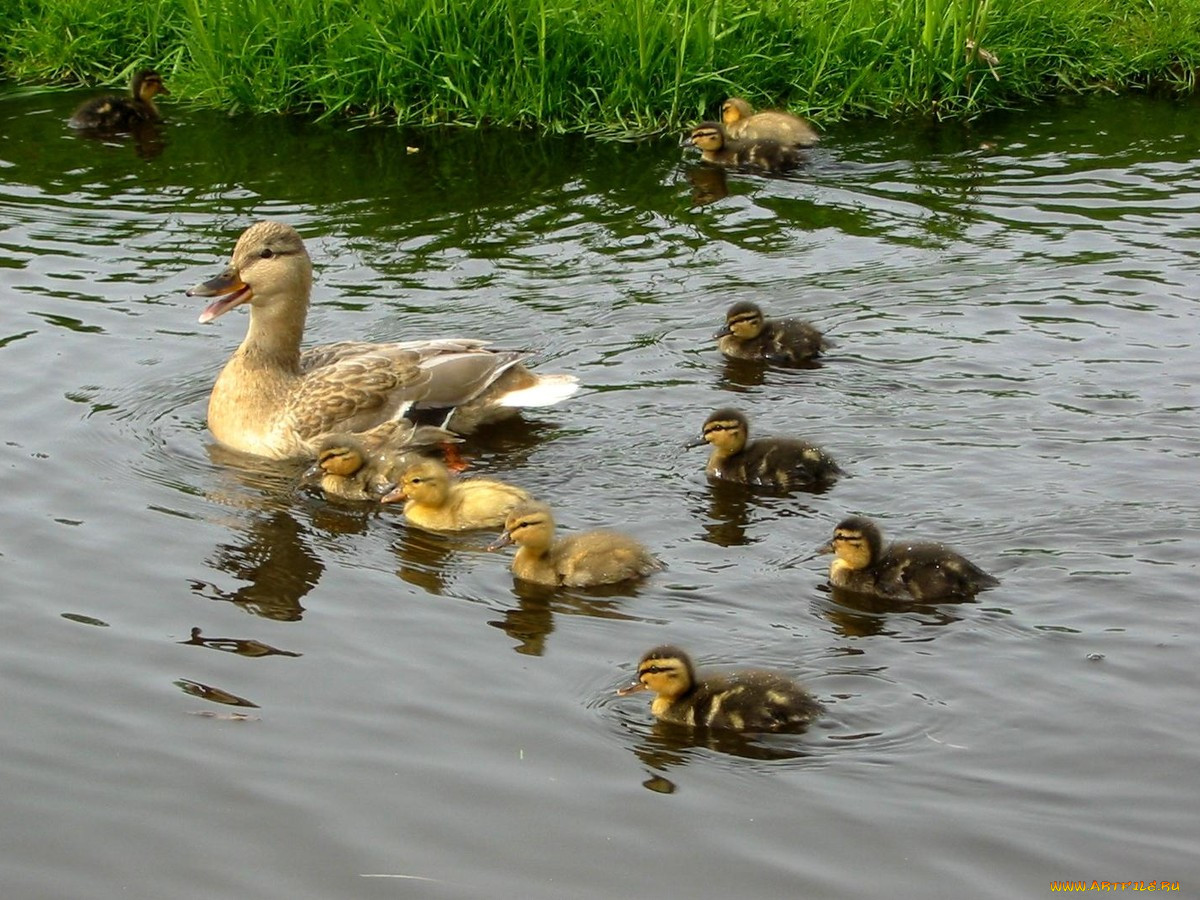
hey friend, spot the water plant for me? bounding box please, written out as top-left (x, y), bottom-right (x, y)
top-left (1, 0), bottom-right (1197, 132)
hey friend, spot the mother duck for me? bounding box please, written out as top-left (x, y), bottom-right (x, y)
top-left (189, 222), bottom-right (579, 459)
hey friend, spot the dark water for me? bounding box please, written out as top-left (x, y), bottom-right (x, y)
top-left (1, 85), bottom-right (1198, 898)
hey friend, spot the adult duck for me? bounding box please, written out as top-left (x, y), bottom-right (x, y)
top-left (189, 222), bottom-right (579, 459)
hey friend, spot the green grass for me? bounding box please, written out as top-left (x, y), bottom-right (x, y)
top-left (1, 0), bottom-right (1197, 133)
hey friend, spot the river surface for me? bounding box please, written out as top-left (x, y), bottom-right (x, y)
top-left (1, 86), bottom-right (1198, 898)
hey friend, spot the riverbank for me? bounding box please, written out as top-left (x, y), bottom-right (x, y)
top-left (2, 0), bottom-right (1197, 133)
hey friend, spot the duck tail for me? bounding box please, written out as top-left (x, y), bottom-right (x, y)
top-left (496, 374), bottom-right (581, 408)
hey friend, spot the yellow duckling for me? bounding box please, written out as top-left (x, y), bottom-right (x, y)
top-left (380, 459), bottom-right (532, 530)
top-left (488, 501), bottom-right (662, 587)
top-left (618, 645), bottom-right (822, 732)
top-left (689, 408), bottom-right (841, 490)
top-left (69, 69), bottom-right (170, 131)
top-left (721, 97), bottom-right (819, 148)
top-left (188, 222), bottom-right (579, 460)
top-left (717, 301), bottom-right (827, 366)
top-left (687, 122), bottom-right (803, 175)
top-left (817, 515), bottom-right (1000, 601)
top-left (304, 422), bottom-right (456, 502)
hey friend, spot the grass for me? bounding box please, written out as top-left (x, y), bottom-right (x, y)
top-left (1, 0), bottom-right (1197, 133)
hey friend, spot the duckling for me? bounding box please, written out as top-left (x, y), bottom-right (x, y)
top-left (618, 645), bottom-right (822, 732)
top-left (717, 301), bottom-right (827, 366)
top-left (380, 459), bottom-right (532, 530)
top-left (488, 501), bottom-right (662, 587)
top-left (817, 515), bottom-right (1000, 601)
top-left (687, 122), bottom-right (803, 175)
top-left (689, 408), bottom-right (841, 490)
top-left (69, 69), bottom-right (170, 131)
top-left (188, 221), bottom-right (579, 459)
top-left (304, 423), bottom-right (456, 501)
top-left (721, 97), bottom-right (819, 148)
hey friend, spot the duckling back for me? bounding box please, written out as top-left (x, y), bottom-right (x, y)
top-left (551, 530), bottom-right (663, 588)
top-left (681, 669), bottom-right (823, 732)
top-left (721, 97), bottom-right (820, 147)
top-left (721, 437), bottom-right (842, 490)
top-left (873, 540), bottom-right (1000, 601)
top-left (732, 140), bottom-right (804, 175)
top-left (718, 302), bottom-right (827, 366)
top-left (393, 463), bottom-right (532, 531)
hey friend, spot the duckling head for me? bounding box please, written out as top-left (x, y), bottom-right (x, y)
top-left (716, 301), bottom-right (766, 340)
top-left (688, 121), bottom-right (727, 153)
top-left (488, 500), bottom-right (555, 553)
top-left (688, 407), bottom-right (750, 453)
top-left (720, 97), bottom-right (753, 127)
top-left (133, 69), bottom-right (169, 101)
top-left (302, 435), bottom-right (369, 485)
top-left (617, 645), bottom-right (696, 699)
top-left (189, 221), bottom-right (313, 325)
top-left (386, 459), bottom-right (452, 506)
top-left (818, 515), bottom-right (884, 571)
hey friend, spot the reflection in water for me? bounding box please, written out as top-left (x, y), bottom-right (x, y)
top-left (190, 511), bottom-right (323, 621)
top-left (627, 719), bottom-right (817, 772)
top-left (174, 678), bottom-right (260, 708)
top-left (488, 578), bottom-right (644, 656)
top-left (685, 164), bottom-right (729, 207)
top-left (69, 120), bottom-right (168, 160)
top-left (393, 526), bottom-right (457, 595)
top-left (179, 626), bottom-right (302, 658)
top-left (694, 479), bottom-right (822, 548)
top-left (816, 584), bottom-right (970, 638)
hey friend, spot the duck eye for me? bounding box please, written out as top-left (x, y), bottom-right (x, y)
top-left (259, 248), bottom-right (274, 259)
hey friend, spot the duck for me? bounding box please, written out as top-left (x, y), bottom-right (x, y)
top-left (188, 221), bottom-right (579, 460)
top-left (488, 501), bottom-right (662, 587)
top-left (686, 122), bottom-right (803, 174)
top-left (717, 301), bottom-right (827, 366)
top-left (303, 422), bottom-right (457, 502)
top-left (817, 515), bottom-right (1000, 601)
top-left (689, 408), bottom-right (841, 490)
top-left (721, 97), bottom-right (819, 147)
top-left (69, 69), bottom-right (170, 130)
top-left (380, 459), bottom-right (532, 530)
top-left (617, 645), bottom-right (822, 732)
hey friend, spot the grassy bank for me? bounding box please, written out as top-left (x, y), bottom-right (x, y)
top-left (1, 0), bottom-right (1197, 133)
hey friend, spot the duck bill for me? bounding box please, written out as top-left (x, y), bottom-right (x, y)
top-left (379, 485), bottom-right (406, 505)
top-left (616, 679), bottom-right (648, 696)
top-left (684, 437), bottom-right (708, 450)
top-left (301, 461), bottom-right (323, 483)
top-left (783, 542), bottom-right (831, 567)
top-left (713, 325), bottom-right (732, 338)
top-left (486, 532), bottom-right (514, 552)
top-left (189, 267), bottom-right (251, 323)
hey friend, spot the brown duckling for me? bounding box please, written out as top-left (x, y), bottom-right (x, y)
top-left (69, 69), bottom-right (170, 131)
top-left (618, 645), bottom-right (822, 732)
top-left (818, 515), bottom-right (1000, 601)
top-left (188, 221), bottom-right (579, 459)
top-left (380, 459), bottom-right (532, 530)
top-left (304, 424), bottom-right (455, 502)
top-left (687, 122), bottom-right (803, 175)
top-left (488, 501), bottom-right (662, 587)
top-left (721, 97), bottom-right (819, 148)
top-left (717, 301), bottom-right (827, 366)
top-left (689, 408), bottom-right (841, 490)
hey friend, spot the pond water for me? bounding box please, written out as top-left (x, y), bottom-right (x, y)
top-left (1, 85), bottom-right (1198, 898)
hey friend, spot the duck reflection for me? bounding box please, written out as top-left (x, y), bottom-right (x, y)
top-left (626, 719), bottom-right (815, 771)
top-left (685, 163), bottom-right (729, 206)
top-left (70, 120), bottom-right (168, 160)
top-left (174, 677), bottom-right (259, 708)
top-left (392, 525), bottom-right (458, 595)
top-left (816, 584), bottom-right (969, 638)
top-left (190, 510), bottom-right (322, 621)
top-left (487, 579), bottom-right (645, 657)
top-left (179, 626), bottom-right (301, 658)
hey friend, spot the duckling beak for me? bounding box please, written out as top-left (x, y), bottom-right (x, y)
top-left (616, 678), bottom-right (648, 696)
top-left (781, 542), bottom-right (831, 567)
top-left (714, 324), bottom-right (732, 338)
top-left (684, 436), bottom-right (708, 450)
top-left (486, 531), bottom-right (514, 552)
top-left (379, 484), bottom-right (406, 504)
top-left (189, 267), bottom-right (251, 323)
top-left (301, 461), bottom-right (323, 483)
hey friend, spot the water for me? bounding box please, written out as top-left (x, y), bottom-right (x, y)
top-left (1, 86), bottom-right (1198, 898)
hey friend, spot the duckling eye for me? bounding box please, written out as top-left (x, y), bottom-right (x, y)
top-left (259, 248), bottom-right (275, 259)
